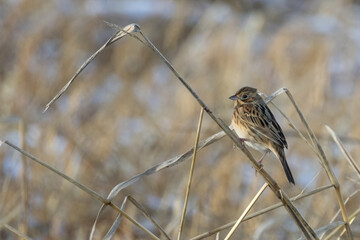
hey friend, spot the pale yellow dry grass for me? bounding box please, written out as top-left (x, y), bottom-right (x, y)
top-left (0, 0), bottom-right (359, 239)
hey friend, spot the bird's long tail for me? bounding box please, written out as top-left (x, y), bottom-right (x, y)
top-left (277, 147), bottom-right (295, 184)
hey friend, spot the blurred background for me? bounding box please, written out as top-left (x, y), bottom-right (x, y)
top-left (0, 0), bottom-right (359, 239)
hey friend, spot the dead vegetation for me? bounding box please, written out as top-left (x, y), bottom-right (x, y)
top-left (0, 1), bottom-right (359, 239)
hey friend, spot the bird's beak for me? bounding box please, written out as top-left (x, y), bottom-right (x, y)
top-left (229, 94), bottom-right (240, 100)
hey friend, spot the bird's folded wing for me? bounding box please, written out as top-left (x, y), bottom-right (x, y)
top-left (239, 103), bottom-right (288, 148)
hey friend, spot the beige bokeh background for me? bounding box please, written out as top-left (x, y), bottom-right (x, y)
top-left (0, 0), bottom-right (359, 239)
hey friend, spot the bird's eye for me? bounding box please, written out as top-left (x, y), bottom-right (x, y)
top-left (241, 94), bottom-right (248, 100)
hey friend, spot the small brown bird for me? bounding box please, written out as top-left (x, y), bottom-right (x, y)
top-left (229, 86), bottom-right (295, 184)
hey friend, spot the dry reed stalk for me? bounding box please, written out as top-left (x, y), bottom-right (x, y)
top-left (265, 92), bottom-right (358, 240)
top-left (1, 224), bottom-right (32, 240)
top-left (127, 196), bottom-right (171, 240)
top-left (190, 184), bottom-right (333, 239)
top-left (102, 196), bottom-right (131, 240)
top-left (3, 141), bottom-right (108, 203)
top-left (43, 23), bottom-right (143, 113)
top-left (0, 205), bottom-right (22, 234)
top-left (325, 125), bottom-right (360, 178)
top-left (177, 107), bottom-right (204, 240)
top-left (216, 232), bottom-right (220, 240)
top-left (2, 141), bottom-right (159, 240)
top-left (279, 89), bottom-right (353, 239)
top-left (0, 205), bottom-right (24, 239)
top-left (106, 129), bottom-right (226, 200)
top-left (105, 202), bottom-right (160, 240)
top-left (90, 129), bottom-right (227, 239)
top-left (18, 120), bottom-right (28, 237)
top-left (224, 183), bottom-right (268, 240)
top-left (103, 196), bottom-right (171, 240)
top-left (321, 190), bottom-right (360, 239)
top-left (298, 221), bottom-right (344, 240)
top-left (324, 208), bottom-right (360, 240)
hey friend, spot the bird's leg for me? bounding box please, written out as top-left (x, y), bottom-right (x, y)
top-left (255, 150), bottom-right (269, 176)
top-left (258, 150), bottom-right (270, 165)
top-left (238, 138), bottom-right (249, 144)
top-left (233, 138), bottom-right (249, 149)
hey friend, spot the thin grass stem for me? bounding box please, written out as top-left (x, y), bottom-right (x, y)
top-left (224, 183), bottom-right (268, 240)
top-left (177, 108), bottom-right (204, 240)
top-left (281, 89), bottom-right (353, 239)
top-left (0, 224), bottom-right (32, 240)
top-left (18, 120), bottom-right (28, 236)
top-left (3, 141), bottom-right (159, 240)
top-left (128, 196), bottom-right (172, 240)
top-left (190, 184), bottom-right (333, 240)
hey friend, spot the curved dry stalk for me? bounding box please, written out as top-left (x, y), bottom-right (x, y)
top-left (106, 129), bottom-right (226, 201)
top-left (277, 88), bottom-right (353, 239)
top-left (43, 23), bottom-right (142, 113)
top-left (89, 129), bottom-right (227, 239)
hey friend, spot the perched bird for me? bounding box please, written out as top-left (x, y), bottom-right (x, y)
top-left (229, 86), bottom-right (295, 184)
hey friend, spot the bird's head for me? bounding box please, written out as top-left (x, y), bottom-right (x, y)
top-left (229, 86), bottom-right (260, 103)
